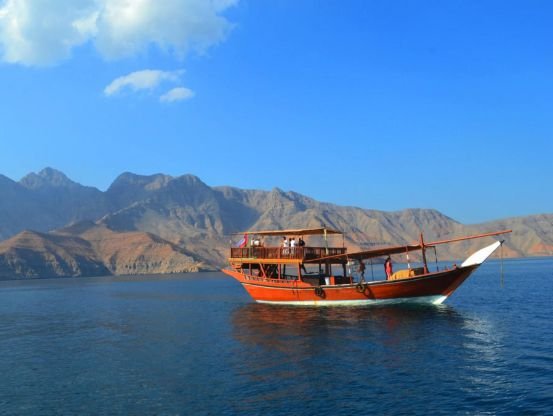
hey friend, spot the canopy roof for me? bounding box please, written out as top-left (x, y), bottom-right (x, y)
top-left (304, 244), bottom-right (422, 263)
top-left (234, 227), bottom-right (342, 237)
top-left (304, 229), bottom-right (512, 263)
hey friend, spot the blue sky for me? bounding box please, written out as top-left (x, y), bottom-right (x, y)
top-left (0, 0), bottom-right (551, 224)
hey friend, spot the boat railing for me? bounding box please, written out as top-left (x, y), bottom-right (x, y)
top-left (230, 246), bottom-right (346, 260)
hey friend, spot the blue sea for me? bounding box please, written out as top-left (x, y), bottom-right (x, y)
top-left (0, 258), bottom-right (552, 415)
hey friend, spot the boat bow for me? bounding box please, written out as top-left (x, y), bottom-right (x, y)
top-left (461, 241), bottom-right (502, 267)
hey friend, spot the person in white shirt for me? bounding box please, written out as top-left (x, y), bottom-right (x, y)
top-left (290, 237), bottom-right (296, 255)
top-left (282, 237), bottom-right (289, 255)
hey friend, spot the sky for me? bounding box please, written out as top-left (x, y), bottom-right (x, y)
top-left (0, 0), bottom-right (551, 224)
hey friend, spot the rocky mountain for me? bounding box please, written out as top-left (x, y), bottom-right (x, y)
top-left (0, 221), bottom-right (201, 279)
top-left (53, 221), bottom-right (202, 275)
top-left (0, 167), bottom-right (551, 278)
top-left (0, 168), bottom-right (111, 240)
top-left (0, 229), bottom-right (109, 278)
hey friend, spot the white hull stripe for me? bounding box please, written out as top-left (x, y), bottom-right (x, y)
top-left (255, 295), bottom-right (448, 307)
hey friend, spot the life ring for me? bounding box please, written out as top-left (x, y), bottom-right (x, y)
top-left (355, 283), bottom-right (365, 293)
top-left (314, 287), bottom-right (325, 298)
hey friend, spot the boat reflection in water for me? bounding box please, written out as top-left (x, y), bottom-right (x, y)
top-left (232, 302), bottom-right (468, 349)
top-left (229, 302), bottom-right (507, 414)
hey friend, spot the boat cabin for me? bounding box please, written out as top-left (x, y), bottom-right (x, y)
top-left (229, 228), bottom-right (353, 286)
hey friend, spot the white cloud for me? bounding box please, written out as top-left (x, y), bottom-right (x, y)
top-left (0, 0), bottom-right (237, 66)
top-left (160, 87), bottom-right (195, 103)
top-left (104, 69), bottom-right (183, 96)
top-left (0, 0), bottom-right (98, 65)
top-left (95, 0), bottom-right (237, 60)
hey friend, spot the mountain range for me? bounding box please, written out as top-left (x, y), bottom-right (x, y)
top-left (0, 167), bottom-right (552, 278)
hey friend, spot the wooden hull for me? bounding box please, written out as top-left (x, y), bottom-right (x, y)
top-left (222, 265), bottom-right (479, 306)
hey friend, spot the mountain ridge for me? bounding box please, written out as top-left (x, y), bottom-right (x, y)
top-left (0, 167), bottom-right (551, 278)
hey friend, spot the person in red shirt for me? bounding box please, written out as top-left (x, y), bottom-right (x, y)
top-left (385, 256), bottom-right (393, 279)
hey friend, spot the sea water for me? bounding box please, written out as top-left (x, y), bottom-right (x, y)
top-left (0, 258), bottom-right (552, 415)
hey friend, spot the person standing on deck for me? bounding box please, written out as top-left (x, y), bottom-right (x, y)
top-left (282, 236), bottom-right (289, 256)
top-left (358, 260), bottom-right (366, 281)
top-left (298, 237), bottom-right (307, 273)
top-left (385, 256), bottom-right (393, 279)
top-left (290, 237), bottom-right (296, 256)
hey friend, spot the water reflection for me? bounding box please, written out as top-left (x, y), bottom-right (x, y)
top-left (231, 302), bottom-right (468, 352)
top-left (458, 311), bottom-right (511, 405)
top-left (229, 303), bottom-right (504, 414)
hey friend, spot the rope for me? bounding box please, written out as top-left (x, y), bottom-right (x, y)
top-left (433, 246), bottom-right (439, 271)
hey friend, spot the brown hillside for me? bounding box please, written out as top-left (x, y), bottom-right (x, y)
top-left (0, 230), bottom-right (108, 278)
top-left (55, 222), bottom-right (203, 275)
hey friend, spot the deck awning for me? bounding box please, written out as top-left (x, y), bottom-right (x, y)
top-left (304, 244), bottom-right (422, 263)
top-left (303, 229), bottom-right (512, 263)
top-left (233, 227), bottom-right (342, 237)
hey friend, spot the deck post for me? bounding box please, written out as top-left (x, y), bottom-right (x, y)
top-left (370, 258), bottom-right (374, 281)
top-left (324, 227), bottom-right (329, 255)
top-left (420, 232), bottom-right (429, 274)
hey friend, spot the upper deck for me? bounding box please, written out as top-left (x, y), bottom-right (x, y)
top-left (229, 227), bottom-right (346, 264)
top-left (229, 246), bottom-right (347, 262)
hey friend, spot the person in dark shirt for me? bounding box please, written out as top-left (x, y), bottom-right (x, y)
top-left (358, 260), bottom-right (366, 280)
